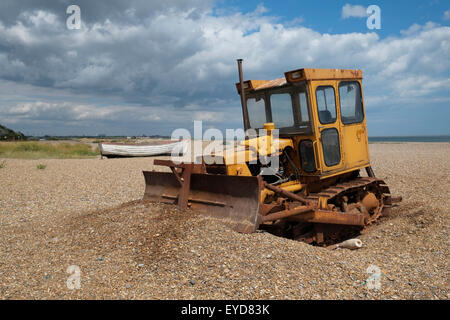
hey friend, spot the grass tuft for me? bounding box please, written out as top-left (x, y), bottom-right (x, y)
top-left (36, 164), bottom-right (47, 170)
top-left (0, 141), bottom-right (99, 159)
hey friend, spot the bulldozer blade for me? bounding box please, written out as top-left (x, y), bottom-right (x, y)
top-left (143, 171), bottom-right (261, 233)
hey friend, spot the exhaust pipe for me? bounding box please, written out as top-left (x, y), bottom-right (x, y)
top-left (237, 59), bottom-right (250, 131)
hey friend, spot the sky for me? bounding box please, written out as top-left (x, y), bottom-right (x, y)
top-left (0, 0), bottom-right (449, 137)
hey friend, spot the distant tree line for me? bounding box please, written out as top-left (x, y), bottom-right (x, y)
top-left (0, 124), bottom-right (27, 141)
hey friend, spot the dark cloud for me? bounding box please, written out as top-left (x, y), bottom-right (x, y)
top-left (0, 1), bottom-right (448, 136)
top-left (0, 0), bottom-right (213, 25)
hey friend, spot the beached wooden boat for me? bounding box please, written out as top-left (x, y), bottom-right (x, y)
top-left (99, 140), bottom-right (188, 158)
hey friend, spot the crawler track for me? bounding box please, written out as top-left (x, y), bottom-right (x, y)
top-left (261, 177), bottom-right (394, 245)
top-left (306, 177), bottom-right (393, 226)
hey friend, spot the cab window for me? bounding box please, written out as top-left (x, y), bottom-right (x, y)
top-left (270, 93), bottom-right (294, 128)
top-left (339, 81), bottom-right (364, 124)
top-left (247, 95), bottom-right (266, 129)
top-left (299, 140), bottom-right (316, 172)
top-left (246, 84), bottom-right (312, 134)
top-left (316, 86), bottom-right (337, 124)
top-left (321, 128), bottom-right (341, 166)
top-left (299, 92), bottom-right (309, 123)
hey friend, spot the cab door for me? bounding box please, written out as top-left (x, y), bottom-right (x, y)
top-left (311, 80), bottom-right (344, 174)
top-left (336, 80), bottom-right (370, 169)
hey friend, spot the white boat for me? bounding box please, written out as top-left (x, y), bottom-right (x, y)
top-left (99, 139), bottom-right (189, 158)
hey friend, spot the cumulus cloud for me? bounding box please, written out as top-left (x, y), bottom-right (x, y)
top-left (0, 1), bottom-right (449, 135)
top-left (341, 4), bottom-right (368, 19)
top-left (443, 10), bottom-right (450, 21)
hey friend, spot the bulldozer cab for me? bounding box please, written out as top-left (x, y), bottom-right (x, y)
top-left (237, 68), bottom-right (370, 178)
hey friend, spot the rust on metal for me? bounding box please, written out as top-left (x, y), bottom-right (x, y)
top-left (391, 196), bottom-right (402, 203)
top-left (237, 59), bottom-right (250, 131)
top-left (161, 194), bottom-right (227, 207)
top-left (254, 78), bottom-right (287, 90)
top-left (298, 210), bottom-right (366, 226)
top-left (285, 68), bottom-right (363, 82)
top-left (361, 192), bottom-right (379, 213)
top-left (262, 206), bottom-right (313, 222)
top-left (263, 182), bottom-right (310, 205)
top-left (143, 161), bottom-right (262, 233)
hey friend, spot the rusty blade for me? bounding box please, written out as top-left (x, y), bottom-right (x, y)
top-left (142, 171), bottom-right (261, 233)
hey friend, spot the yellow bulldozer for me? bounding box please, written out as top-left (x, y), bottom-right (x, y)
top-left (143, 60), bottom-right (401, 245)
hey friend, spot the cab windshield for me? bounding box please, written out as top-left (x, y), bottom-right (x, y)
top-left (246, 84), bottom-right (312, 134)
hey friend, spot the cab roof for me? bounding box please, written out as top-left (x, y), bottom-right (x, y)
top-left (236, 68), bottom-right (362, 94)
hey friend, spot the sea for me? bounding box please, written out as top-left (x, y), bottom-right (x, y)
top-left (368, 135), bottom-right (450, 143)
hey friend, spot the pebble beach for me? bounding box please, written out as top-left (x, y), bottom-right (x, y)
top-left (0, 142), bottom-right (448, 299)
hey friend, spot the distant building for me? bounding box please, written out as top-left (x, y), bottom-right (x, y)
top-left (0, 124), bottom-right (26, 141)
